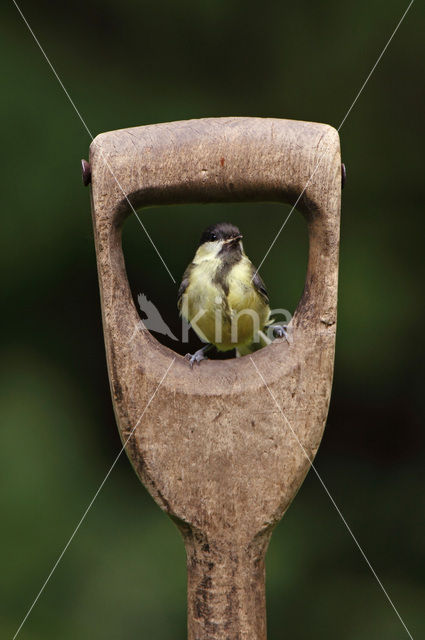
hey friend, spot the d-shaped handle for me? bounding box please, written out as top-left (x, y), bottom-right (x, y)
top-left (90, 117), bottom-right (341, 331)
top-left (90, 116), bottom-right (340, 222)
top-left (89, 117), bottom-right (341, 640)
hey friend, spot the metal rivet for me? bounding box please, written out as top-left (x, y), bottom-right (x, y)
top-left (341, 163), bottom-right (346, 189)
top-left (81, 159), bottom-right (91, 186)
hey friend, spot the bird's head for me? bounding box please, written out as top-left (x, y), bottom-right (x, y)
top-left (195, 222), bottom-right (244, 261)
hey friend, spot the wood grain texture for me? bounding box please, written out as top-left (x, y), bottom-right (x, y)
top-left (88, 117), bottom-right (341, 639)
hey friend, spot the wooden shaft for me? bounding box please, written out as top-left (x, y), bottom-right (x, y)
top-left (184, 532), bottom-right (268, 640)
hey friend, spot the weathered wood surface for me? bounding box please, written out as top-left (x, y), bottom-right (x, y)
top-left (88, 117), bottom-right (341, 639)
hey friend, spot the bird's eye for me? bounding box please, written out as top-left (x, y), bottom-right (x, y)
top-left (209, 233), bottom-right (217, 241)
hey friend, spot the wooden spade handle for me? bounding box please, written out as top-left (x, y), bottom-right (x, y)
top-left (90, 116), bottom-right (339, 220)
top-left (89, 117), bottom-right (341, 639)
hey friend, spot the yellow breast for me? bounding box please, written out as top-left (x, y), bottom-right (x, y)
top-left (181, 256), bottom-right (270, 351)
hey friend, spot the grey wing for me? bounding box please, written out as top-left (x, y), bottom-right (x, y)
top-left (177, 263), bottom-right (193, 312)
top-left (252, 268), bottom-right (269, 305)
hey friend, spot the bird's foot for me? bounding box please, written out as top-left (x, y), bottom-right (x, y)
top-left (185, 345), bottom-right (211, 368)
top-left (270, 324), bottom-right (289, 342)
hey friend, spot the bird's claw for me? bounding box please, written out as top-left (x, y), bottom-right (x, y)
top-left (185, 348), bottom-right (209, 368)
top-left (272, 324), bottom-right (289, 342)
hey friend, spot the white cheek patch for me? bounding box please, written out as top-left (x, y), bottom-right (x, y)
top-left (195, 241), bottom-right (222, 261)
top-left (212, 241), bottom-right (223, 257)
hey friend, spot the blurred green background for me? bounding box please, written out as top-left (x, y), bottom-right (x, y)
top-left (2, 0), bottom-right (424, 638)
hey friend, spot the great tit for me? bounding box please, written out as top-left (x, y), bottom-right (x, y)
top-left (178, 222), bottom-right (286, 366)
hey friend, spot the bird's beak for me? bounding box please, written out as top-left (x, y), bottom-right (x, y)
top-left (225, 234), bottom-right (243, 245)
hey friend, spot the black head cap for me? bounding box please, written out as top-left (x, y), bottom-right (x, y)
top-left (199, 222), bottom-right (242, 246)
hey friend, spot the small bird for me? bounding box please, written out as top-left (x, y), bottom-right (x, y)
top-left (178, 222), bottom-right (286, 366)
